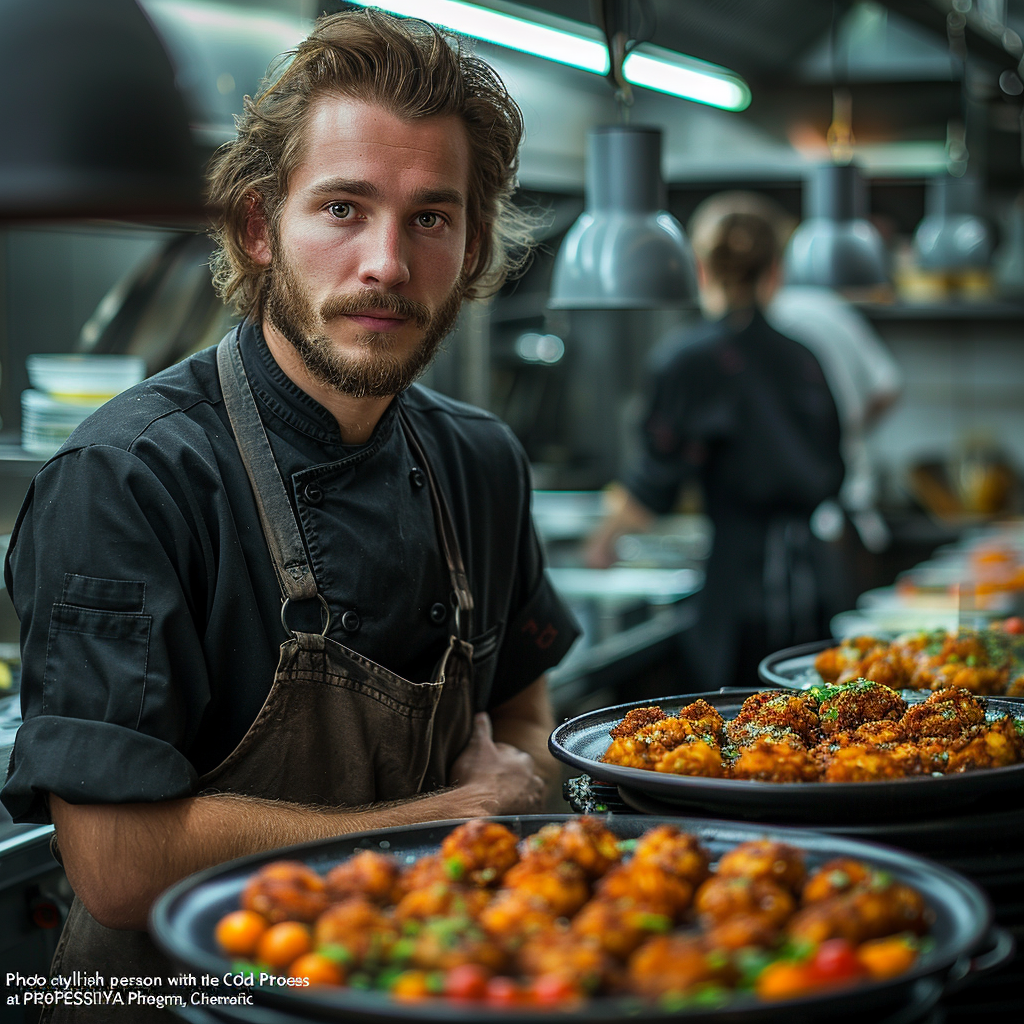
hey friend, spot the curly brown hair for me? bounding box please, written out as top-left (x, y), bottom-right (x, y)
top-left (207, 8), bottom-right (532, 319)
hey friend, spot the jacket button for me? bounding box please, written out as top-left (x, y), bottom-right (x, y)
top-left (303, 482), bottom-right (324, 505)
top-left (429, 602), bottom-right (447, 624)
top-left (409, 467), bottom-right (425, 489)
top-left (341, 610), bottom-right (360, 632)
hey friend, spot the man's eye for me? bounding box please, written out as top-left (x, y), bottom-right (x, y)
top-left (416, 212), bottom-right (443, 229)
top-left (327, 202), bottom-right (353, 219)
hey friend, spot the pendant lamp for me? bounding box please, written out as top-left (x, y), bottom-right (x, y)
top-left (0, 0), bottom-right (205, 220)
top-left (548, 125), bottom-right (697, 309)
top-left (913, 174), bottom-right (993, 271)
top-left (783, 163), bottom-right (889, 288)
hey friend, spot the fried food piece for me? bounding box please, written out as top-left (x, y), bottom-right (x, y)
top-left (393, 882), bottom-right (492, 923)
top-left (407, 916), bottom-right (508, 973)
top-left (631, 825), bottom-right (711, 887)
top-left (569, 899), bottom-right (673, 959)
top-left (324, 850), bottom-right (401, 905)
top-left (518, 817), bottom-right (622, 879)
top-left (820, 744), bottom-right (918, 782)
top-left (595, 861), bottom-right (693, 920)
top-left (516, 930), bottom-right (617, 992)
top-left (313, 898), bottom-right (397, 964)
top-left (440, 820), bottom-right (520, 886)
top-left (900, 687), bottom-right (987, 739)
top-left (818, 680), bottom-right (907, 736)
top-left (604, 715), bottom-right (713, 769)
top-left (654, 737), bottom-right (727, 777)
top-left (815, 637), bottom-right (883, 683)
top-left (1006, 674), bottom-right (1024, 698)
top-left (694, 875), bottom-right (795, 927)
top-left (626, 935), bottom-right (736, 998)
top-left (727, 691), bottom-right (821, 747)
top-left (478, 889), bottom-right (558, 948)
top-left (395, 853), bottom-right (447, 899)
top-left (501, 860), bottom-right (590, 917)
top-left (609, 706), bottom-right (666, 739)
top-left (676, 698), bottom-right (726, 740)
top-left (602, 734), bottom-right (654, 769)
top-left (715, 840), bottom-right (806, 893)
top-left (704, 913), bottom-right (781, 951)
top-left (732, 740), bottom-right (821, 782)
top-left (788, 882), bottom-right (928, 945)
top-left (241, 861), bottom-right (329, 924)
top-left (803, 858), bottom-right (873, 903)
top-left (944, 717), bottom-right (1024, 772)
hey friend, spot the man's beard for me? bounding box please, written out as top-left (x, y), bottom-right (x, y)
top-left (265, 255), bottom-right (465, 399)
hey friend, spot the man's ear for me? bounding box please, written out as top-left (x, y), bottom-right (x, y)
top-left (244, 194), bottom-right (272, 266)
top-left (463, 228), bottom-right (481, 275)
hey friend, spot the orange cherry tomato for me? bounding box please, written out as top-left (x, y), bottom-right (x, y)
top-left (255, 921), bottom-right (313, 970)
top-left (214, 909), bottom-right (268, 958)
top-left (287, 952), bottom-right (344, 986)
top-left (756, 961), bottom-right (819, 1001)
top-left (391, 970), bottom-right (432, 1002)
top-left (443, 963), bottom-right (490, 1001)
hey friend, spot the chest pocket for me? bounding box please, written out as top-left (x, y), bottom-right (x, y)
top-left (468, 622), bottom-right (502, 711)
top-left (42, 574), bottom-right (152, 729)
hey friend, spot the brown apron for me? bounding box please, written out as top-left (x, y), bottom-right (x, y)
top-left (41, 334), bottom-right (476, 1021)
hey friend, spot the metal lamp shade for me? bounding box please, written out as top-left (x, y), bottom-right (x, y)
top-left (549, 126), bottom-right (697, 309)
top-left (0, 0), bottom-right (205, 220)
top-left (913, 175), bottom-right (993, 271)
top-left (784, 163), bottom-right (889, 288)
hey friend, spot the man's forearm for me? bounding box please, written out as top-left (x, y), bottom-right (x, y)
top-left (50, 784), bottom-right (499, 931)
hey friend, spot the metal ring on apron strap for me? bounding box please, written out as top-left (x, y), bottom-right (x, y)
top-left (280, 594), bottom-right (331, 638)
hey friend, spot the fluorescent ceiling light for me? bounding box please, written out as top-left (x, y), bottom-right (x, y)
top-left (344, 0), bottom-right (750, 111)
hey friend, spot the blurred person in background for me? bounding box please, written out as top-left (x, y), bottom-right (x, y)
top-left (586, 195), bottom-right (845, 690)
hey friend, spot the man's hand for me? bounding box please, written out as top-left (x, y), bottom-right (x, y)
top-left (449, 712), bottom-right (546, 816)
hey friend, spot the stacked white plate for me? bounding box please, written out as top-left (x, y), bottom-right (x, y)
top-left (21, 354), bottom-right (146, 457)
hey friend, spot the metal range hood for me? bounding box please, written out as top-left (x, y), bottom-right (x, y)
top-left (549, 125), bottom-right (697, 310)
top-left (0, 0), bottom-right (205, 221)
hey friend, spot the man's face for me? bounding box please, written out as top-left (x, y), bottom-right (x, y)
top-left (254, 96), bottom-right (475, 398)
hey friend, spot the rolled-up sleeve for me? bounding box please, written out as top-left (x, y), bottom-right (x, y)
top-left (2, 444), bottom-right (207, 823)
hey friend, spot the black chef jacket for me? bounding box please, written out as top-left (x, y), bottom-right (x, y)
top-left (621, 309), bottom-right (844, 689)
top-left (2, 320), bottom-right (580, 823)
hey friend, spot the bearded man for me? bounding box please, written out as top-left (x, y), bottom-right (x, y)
top-left (1, 10), bottom-right (579, 1018)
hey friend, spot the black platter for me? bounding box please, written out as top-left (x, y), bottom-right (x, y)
top-left (548, 689), bottom-right (1024, 824)
top-left (152, 815), bottom-right (994, 1024)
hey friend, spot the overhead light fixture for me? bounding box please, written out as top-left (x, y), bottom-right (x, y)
top-left (344, 0), bottom-right (750, 111)
top-left (913, 174), bottom-right (993, 271)
top-left (0, 0), bottom-right (205, 221)
top-left (548, 125), bottom-right (697, 309)
top-left (783, 162), bottom-right (889, 289)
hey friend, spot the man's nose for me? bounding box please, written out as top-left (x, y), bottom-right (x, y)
top-left (357, 218), bottom-right (410, 290)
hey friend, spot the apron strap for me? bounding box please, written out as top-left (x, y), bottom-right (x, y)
top-left (216, 334), bottom-right (318, 604)
top-left (398, 405), bottom-right (474, 640)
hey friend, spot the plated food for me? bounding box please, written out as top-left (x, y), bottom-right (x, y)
top-left (212, 817), bottom-right (934, 1009)
top-left (814, 623), bottom-right (1024, 697)
top-left (601, 683), bottom-right (1024, 783)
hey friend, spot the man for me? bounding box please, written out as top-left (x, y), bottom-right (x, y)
top-left (1, 9), bottom-right (578, 1015)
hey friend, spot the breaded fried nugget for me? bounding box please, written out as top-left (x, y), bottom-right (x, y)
top-left (676, 698), bottom-right (726, 740)
top-left (609, 706), bottom-right (666, 739)
top-left (518, 817), bottom-right (622, 879)
top-left (596, 861), bottom-right (693, 920)
top-left (654, 737), bottom-right (727, 777)
top-left (516, 930), bottom-right (617, 991)
top-left (631, 825), bottom-right (711, 887)
top-left (393, 881), bottom-right (492, 923)
top-left (695, 875), bottom-right (795, 927)
top-left (944, 717), bottom-right (1024, 772)
top-left (241, 860), bottom-right (328, 923)
top-left (820, 744), bottom-right (918, 781)
top-left (802, 858), bottom-right (873, 903)
top-left (900, 687), bottom-right (986, 738)
top-left (818, 680), bottom-right (907, 736)
top-left (732, 740), bottom-right (820, 782)
top-left (314, 898), bottom-right (397, 963)
top-left (440, 820), bottom-right (520, 886)
top-left (408, 916), bottom-right (508, 973)
top-left (788, 882), bottom-right (928, 945)
top-left (501, 859), bottom-right (590, 917)
top-left (728, 692), bottom-right (821, 747)
top-left (570, 899), bottom-right (673, 959)
top-left (704, 913), bottom-right (781, 952)
top-left (715, 841), bottom-right (806, 893)
top-left (627, 935), bottom-right (736, 998)
top-left (325, 850), bottom-right (401, 905)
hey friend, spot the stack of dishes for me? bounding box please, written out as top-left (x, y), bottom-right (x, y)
top-left (21, 354), bottom-right (146, 456)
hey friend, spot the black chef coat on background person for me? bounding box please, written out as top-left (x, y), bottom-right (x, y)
top-left (621, 309), bottom-right (845, 692)
top-left (2, 319), bottom-right (580, 823)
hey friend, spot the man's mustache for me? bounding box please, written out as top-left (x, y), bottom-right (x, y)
top-left (320, 290), bottom-right (430, 329)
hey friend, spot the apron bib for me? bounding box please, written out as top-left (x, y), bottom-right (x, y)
top-left (42, 334), bottom-right (475, 1021)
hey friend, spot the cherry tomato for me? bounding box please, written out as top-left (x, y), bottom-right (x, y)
top-left (485, 976), bottom-right (523, 1006)
top-left (531, 974), bottom-right (583, 1006)
top-left (809, 939), bottom-right (867, 986)
top-left (1001, 616), bottom-right (1024, 634)
top-left (756, 961), bottom-right (818, 1001)
top-left (443, 963), bottom-right (490, 1001)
